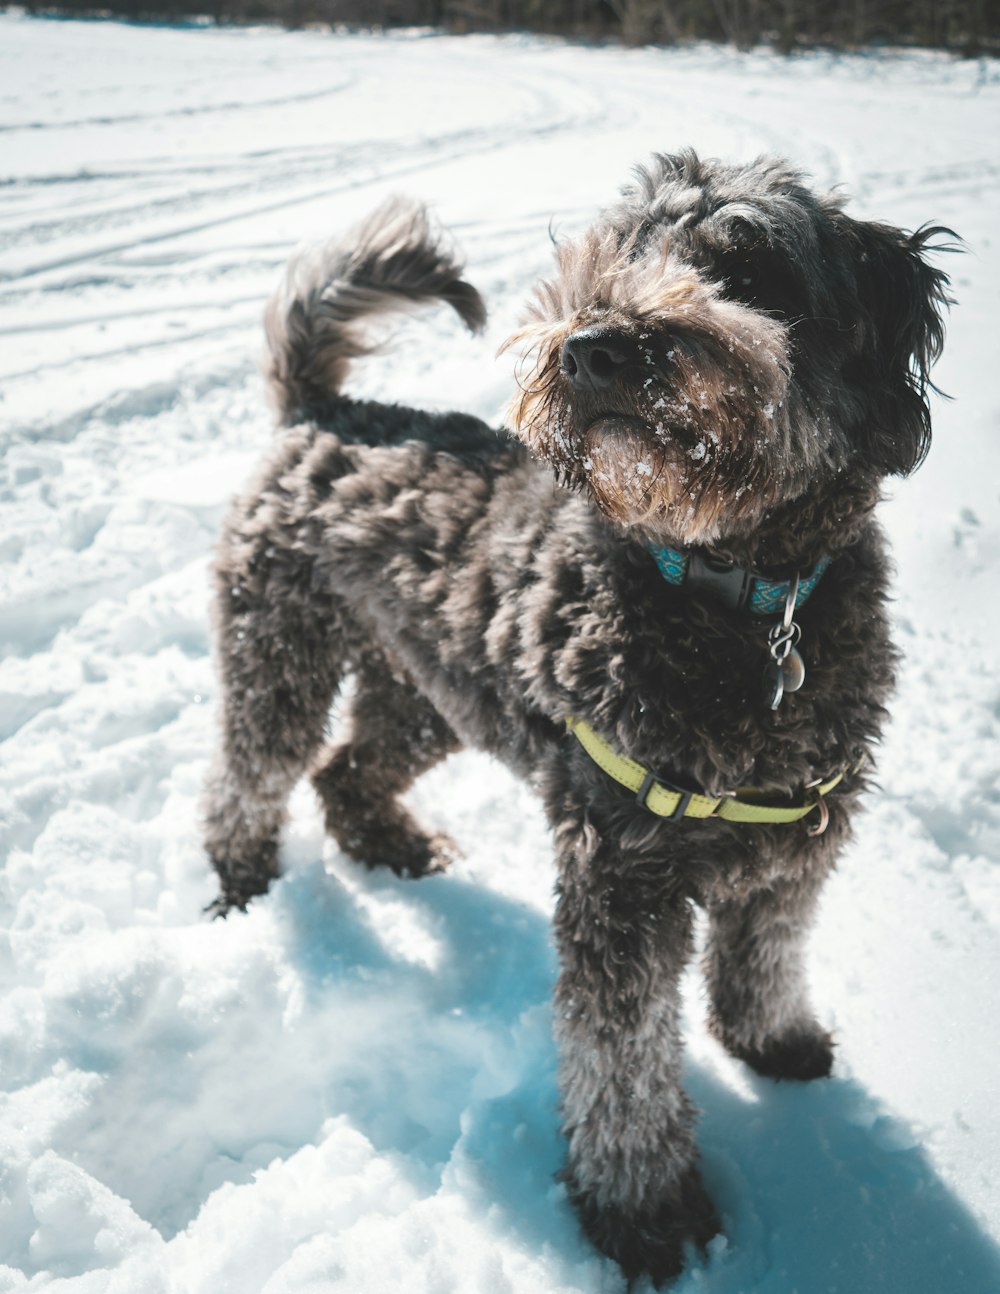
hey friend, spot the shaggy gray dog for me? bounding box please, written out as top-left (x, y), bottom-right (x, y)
top-left (204, 152), bottom-right (952, 1285)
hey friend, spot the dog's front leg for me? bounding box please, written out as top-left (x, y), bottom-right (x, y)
top-left (553, 829), bottom-right (719, 1286)
top-left (704, 862), bottom-right (835, 1081)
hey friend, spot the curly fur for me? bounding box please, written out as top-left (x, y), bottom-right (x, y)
top-left (203, 159), bottom-right (953, 1286)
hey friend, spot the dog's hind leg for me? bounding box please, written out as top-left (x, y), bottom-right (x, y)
top-left (203, 543), bottom-right (347, 914)
top-left (311, 655), bottom-right (461, 877)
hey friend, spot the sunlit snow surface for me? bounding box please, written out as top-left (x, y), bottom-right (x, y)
top-left (1, 15), bottom-right (999, 1292)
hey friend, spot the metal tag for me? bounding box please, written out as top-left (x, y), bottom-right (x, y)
top-left (782, 646), bottom-right (806, 693)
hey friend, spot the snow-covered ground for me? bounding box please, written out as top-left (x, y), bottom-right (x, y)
top-left (1, 15), bottom-right (999, 1292)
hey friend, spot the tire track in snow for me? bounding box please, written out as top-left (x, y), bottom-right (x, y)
top-left (1, 42), bottom-right (612, 287)
top-left (1, 115), bottom-right (596, 285)
top-left (0, 79), bottom-right (357, 134)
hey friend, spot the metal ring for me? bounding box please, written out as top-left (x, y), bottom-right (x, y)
top-left (805, 793), bottom-right (830, 837)
top-left (782, 572), bottom-right (801, 631)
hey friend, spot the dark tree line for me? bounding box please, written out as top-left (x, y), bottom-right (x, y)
top-left (11, 0), bottom-right (998, 53)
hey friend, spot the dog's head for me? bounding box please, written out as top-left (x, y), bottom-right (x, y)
top-left (503, 151), bottom-right (954, 547)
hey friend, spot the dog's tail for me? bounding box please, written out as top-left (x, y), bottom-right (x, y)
top-left (264, 197), bottom-right (487, 426)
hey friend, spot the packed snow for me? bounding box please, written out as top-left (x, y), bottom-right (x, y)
top-left (1, 15), bottom-right (999, 1292)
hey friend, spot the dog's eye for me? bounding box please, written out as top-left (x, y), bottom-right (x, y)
top-left (722, 263), bottom-right (760, 302)
top-left (717, 248), bottom-right (797, 318)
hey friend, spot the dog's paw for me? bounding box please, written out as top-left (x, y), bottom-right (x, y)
top-left (407, 830), bottom-right (461, 877)
top-left (369, 828), bottom-right (461, 878)
top-left (718, 1022), bottom-right (835, 1082)
top-left (203, 894), bottom-right (248, 920)
top-left (566, 1164), bottom-right (720, 1288)
top-left (204, 858), bottom-right (277, 919)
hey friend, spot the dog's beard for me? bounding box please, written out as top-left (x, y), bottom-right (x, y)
top-left (583, 416), bottom-right (774, 544)
top-left (583, 417), bottom-right (718, 542)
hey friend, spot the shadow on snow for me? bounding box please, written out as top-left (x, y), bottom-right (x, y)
top-left (274, 852), bottom-right (1000, 1293)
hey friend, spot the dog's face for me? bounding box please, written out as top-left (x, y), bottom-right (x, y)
top-left (504, 151), bottom-right (952, 547)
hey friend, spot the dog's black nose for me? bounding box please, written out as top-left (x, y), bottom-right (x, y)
top-left (561, 328), bottom-right (636, 391)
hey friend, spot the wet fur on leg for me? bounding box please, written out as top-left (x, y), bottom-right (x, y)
top-left (204, 164), bottom-right (954, 1283)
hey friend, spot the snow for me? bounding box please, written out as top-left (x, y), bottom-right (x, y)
top-left (1, 14), bottom-right (999, 1292)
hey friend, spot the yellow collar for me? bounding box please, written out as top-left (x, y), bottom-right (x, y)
top-left (566, 716), bottom-right (862, 836)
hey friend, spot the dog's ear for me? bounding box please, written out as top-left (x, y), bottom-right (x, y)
top-left (838, 216), bottom-right (956, 476)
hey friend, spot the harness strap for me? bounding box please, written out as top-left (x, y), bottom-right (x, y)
top-left (566, 716), bottom-right (859, 829)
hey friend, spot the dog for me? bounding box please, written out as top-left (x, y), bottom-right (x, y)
top-left (203, 151), bottom-right (952, 1285)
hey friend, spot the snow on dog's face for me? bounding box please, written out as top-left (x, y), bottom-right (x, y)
top-left (503, 151), bottom-right (952, 547)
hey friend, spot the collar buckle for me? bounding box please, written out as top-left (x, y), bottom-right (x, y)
top-left (685, 551), bottom-right (754, 613)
